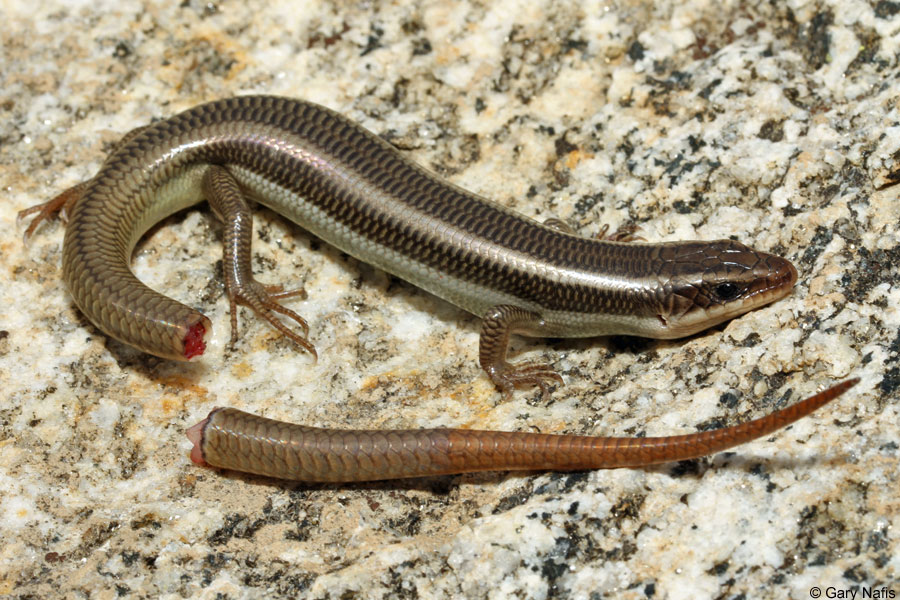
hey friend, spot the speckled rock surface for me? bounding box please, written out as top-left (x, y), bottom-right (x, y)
top-left (1, 1), bottom-right (898, 598)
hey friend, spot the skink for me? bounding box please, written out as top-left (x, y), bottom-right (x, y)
top-left (22, 95), bottom-right (798, 394)
top-left (22, 95), bottom-right (852, 482)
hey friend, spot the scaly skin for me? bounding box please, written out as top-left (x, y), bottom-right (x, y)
top-left (185, 379), bottom-right (857, 482)
top-left (21, 96), bottom-right (839, 483)
top-left (21, 96), bottom-right (797, 393)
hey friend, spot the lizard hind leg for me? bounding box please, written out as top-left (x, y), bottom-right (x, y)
top-left (201, 165), bottom-right (315, 358)
top-left (18, 125), bottom-right (154, 242)
top-left (18, 181), bottom-right (91, 242)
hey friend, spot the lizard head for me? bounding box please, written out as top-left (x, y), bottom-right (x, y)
top-left (649, 239), bottom-right (798, 338)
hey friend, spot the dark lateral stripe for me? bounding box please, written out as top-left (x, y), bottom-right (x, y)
top-left (134, 96), bottom-right (660, 315)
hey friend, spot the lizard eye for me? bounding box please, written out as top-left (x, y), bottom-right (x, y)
top-left (712, 282), bottom-right (742, 302)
